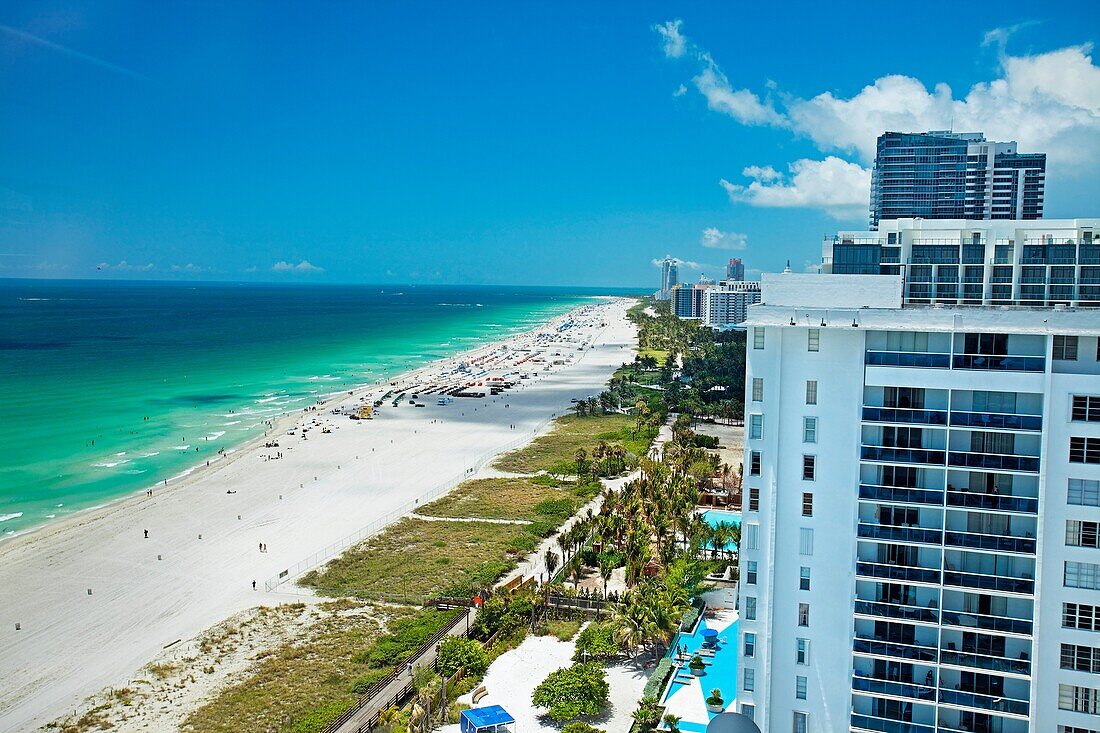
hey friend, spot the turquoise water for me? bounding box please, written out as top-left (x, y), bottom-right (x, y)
top-left (0, 280), bottom-right (633, 538)
top-left (702, 509), bottom-right (741, 552)
top-left (664, 615), bottom-right (740, 729)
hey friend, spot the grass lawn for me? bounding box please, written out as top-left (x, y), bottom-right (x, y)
top-left (637, 347), bottom-right (669, 363)
top-left (542, 618), bottom-right (583, 641)
top-left (302, 518), bottom-right (536, 599)
top-left (418, 476), bottom-right (597, 527)
top-left (493, 414), bottom-right (653, 474)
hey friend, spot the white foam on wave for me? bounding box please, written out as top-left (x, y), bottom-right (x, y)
top-left (93, 459), bottom-right (130, 468)
top-left (223, 420), bottom-right (241, 426)
top-left (171, 444), bottom-right (190, 450)
top-left (122, 469), bottom-right (147, 475)
top-left (204, 431), bottom-right (226, 441)
top-left (45, 514), bottom-right (56, 519)
top-left (115, 452), bottom-right (127, 457)
top-left (142, 451), bottom-right (160, 457)
top-left (0, 512), bottom-right (23, 523)
top-left (255, 396), bottom-right (279, 404)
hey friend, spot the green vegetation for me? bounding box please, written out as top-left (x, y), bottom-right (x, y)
top-left (494, 413), bottom-right (653, 475)
top-left (435, 637), bottom-right (490, 678)
top-left (531, 662), bottom-right (610, 721)
top-left (631, 696), bottom-right (663, 731)
top-left (541, 618), bottom-right (582, 641)
top-left (562, 723), bottom-right (606, 733)
top-left (418, 476), bottom-right (598, 527)
top-left (572, 621), bottom-right (619, 661)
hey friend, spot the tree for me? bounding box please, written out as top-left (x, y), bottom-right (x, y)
top-left (663, 714), bottom-right (682, 733)
top-left (631, 696), bottom-right (662, 731)
top-left (563, 724), bottom-right (605, 733)
top-left (531, 663), bottom-right (609, 721)
top-left (573, 622), bottom-right (620, 662)
top-left (544, 549), bottom-right (560, 579)
top-left (573, 448), bottom-right (588, 476)
top-left (436, 637), bottom-right (489, 678)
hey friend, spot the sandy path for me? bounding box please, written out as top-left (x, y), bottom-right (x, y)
top-left (0, 299), bottom-right (636, 732)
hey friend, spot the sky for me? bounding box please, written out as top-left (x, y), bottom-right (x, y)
top-left (1, 1), bottom-right (1098, 287)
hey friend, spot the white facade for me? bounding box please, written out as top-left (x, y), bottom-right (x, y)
top-left (738, 275), bottom-right (1100, 733)
top-left (703, 281), bottom-right (761, 329)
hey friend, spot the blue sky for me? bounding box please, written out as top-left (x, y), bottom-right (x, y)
top-left (1, 1), bottom-right (1098, 287)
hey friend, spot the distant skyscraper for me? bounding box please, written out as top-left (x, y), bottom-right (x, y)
top-left (869, 131), bottom-right (1046, 229)
top-left (658, 257), bottom-right (680, 300)
top-left (727, 258), bottom-right (745, 281)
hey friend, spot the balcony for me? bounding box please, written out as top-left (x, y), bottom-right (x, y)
top-left (863, 406), bottom-right (948, 426)
top-left (860, 484), bottom-right (944, 506)
top-left (866, 351), bottom-right (951, 368)
top-left (854, 599), bottom-right (938, 624)
top-left (863, 446), bottom-right (947, 466)
top-left (940, 649), bottom-right (1031, 676)
top-left (940, 610), bottom-right (1033, 636)
top-left (852, 674), bottom-right (936, 701)
top-left (949, 411), bottom-right (1042, 431)
top-left (853, 637), bottom-right (938, 662)
top-left (952, 354), bottom-right (1045, 372)
top-left (943, 570), bottom-right (1034, 595)
top-left (948, 452), bottom-right (1039, 473)
top-left (938, 688), bottom-right (1029, 717)
top-left (850, 713), bottom-right (935, 733)
top-left (858, 562), bottom-right (941, 585)
top-left (859, 522), bottom-right (944, 545)
top-left (945, 491), bottom-right (1038, 513)
top-left (944, 530), bottom-right (1036, 554)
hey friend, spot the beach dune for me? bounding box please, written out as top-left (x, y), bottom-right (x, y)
top-left (0, 298), bottom-right (635, 732)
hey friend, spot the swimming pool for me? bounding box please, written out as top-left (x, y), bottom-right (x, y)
top-left (660, 608), bottom-right (740, 730)
top-left (701, 509), bottom-right (741, 552)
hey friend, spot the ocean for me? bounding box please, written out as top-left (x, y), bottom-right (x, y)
top-left (0, 280), bottom-right (631, 539)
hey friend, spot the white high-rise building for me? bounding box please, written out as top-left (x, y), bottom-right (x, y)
top-left (703, 280), bottom-right (761, 329)
top-left (658, 257), bottom-right (680, 301)
top-left (737, 272), bottom-right (1100, 733)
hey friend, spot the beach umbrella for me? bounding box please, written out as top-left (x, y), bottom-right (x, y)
top-left (701, 628), bottom-right (718, 641)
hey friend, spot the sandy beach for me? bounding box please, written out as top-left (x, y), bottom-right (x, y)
top-left (0, 297), bottom-right (636, 732)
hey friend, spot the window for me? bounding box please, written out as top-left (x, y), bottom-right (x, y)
top-left (802, 455), bottom-right (816, 481)
top-left (745, 596), bottom-right (757, 621)
top-left (750, 451), bottom-right (761, 476)
top-left (1061, 644), bottom-right (1100, 673)
top-left (1065, 603), bottom-right (1100, 632)
top-left (1070, 479), bottom-right (1100, 507)
top-left (746, 523), bottom-right (759, 551)
top-left (1066, 562), bottom-right (1100, 590)
top-left (1059, 726), bottom-right (1100, 733)
top-left (741, 704), bottom-right (755, 721)
top-left (807, 329), bottom-right (820, 352)
top-left (1071, 437), bottom-right (1100, 464)
top-left (1067, 520), bottom-right (1100, 548)
top-left (798, 602), bottom-right (809, 627)
top-left (753, 327), bottom-right (765, 350)
top-left (803, 417), bottom-right (817, 443)
top-left (743, 668), bottom-right (755, 692)
top-left (748, 487), bottom-right (760, 512)
top-left (749, 414), bottom-right (763, 440)
top-left (746, 560), bottom-right (758, 585)
top-left (801, 492), bottom-right (813, 517)
top-left (799, 566), bottom-right (811, 591)
top-left (805, 380), bottom-right (818, 405)
top-left (1055, 335), bottom-right (1080, 360)
top-left (752, 377), bottom-right (764, 402)
top-left (1059, 684), bottom-right (1100, 714)
top-left (1073, 396), bottom-right (1100, 422)
top-left (795, 676), bottom-right (807, 700)
top-left (793, 712), bottom-right (808, 733)
top-left (799, 528), bottom-right (814, 556)
top-left (744, 632), bottom-right (756, 658)
top-left (796, 638), bottom-right (809, 665)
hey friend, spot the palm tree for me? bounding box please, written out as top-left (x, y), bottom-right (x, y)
top-left (573, 448), bottom-right (587, 476)
top-left (544, 549), bottom-right (559, 580)
top-left (599, 556), bottom-right (614, 596)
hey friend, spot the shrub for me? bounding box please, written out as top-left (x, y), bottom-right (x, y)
top-left (706, 688), bottom-right (724, 706)
top-left (631, 695), bottom-right (662, 731)
top-left (563, 723), bottom-right (606, 733)
top-left (641, 658), bottom-right (674, 699)
top-left (531, 663), bottom-right (609, 721)
top-left (689, 655), bottom-right (705, 670)
top-left (572, 622), bottom-right (620, 662)
top-left (436, 637), bottom-right (489, 678)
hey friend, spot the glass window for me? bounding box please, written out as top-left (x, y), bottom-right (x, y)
top-left (801, 492), bottom-right (813, 517)
top-left (753, 327), bottom-right (765, 350)
top-left (799, 528), bottom-right (814, 555)
top-left (806, 380), bottom-right (818, 405)
top-left (744, 632), bottom-right (756, 657)
top-left (741, 704), bottom-right (755, 721)
top-left (798, 603), bottom-right (809, 626)
top-left (1054, 335), bottom-right (1079, 360)
top-left (750, 451), bottom-right (761, 476)
top-left (1070, 479), bottom-right (1100, 507)
top-left (1072, 395), bottom-right (1100, 422)
top-left (802, 455), bottom-right (816, 481)
top-left (1066, 562), bottom-right (1100, 590)
top-left (1067, 520), bottom-right (1100, 548)
top-left (1063, 603), bottom-right (1100, 631)
top-left (743, 668), bottom-right (755, 692)
top-left (803, 417), bottom-right (817, 443)
top-left (746, 560), bottom-right (758, 585)
top-left (745, 596), bottom-right (757, 621)
top-left (793, 712), bottom-right (808, 733)
top-left (748, 487), bottom-right (760, 512)
top-left (746, 523), bottom-right (759, 550)
top-left (749, 414), bottom-right (763, 440)
top-left (751, 377), bottom-right (764, 402)
top-left (1071, 437), bottom-right (1100, 464)
top-left (1059, 684), bottom-right (1100, 714)
top-left (800, 566), bottom-right (811, 591)
top-left (807, 329), bottom-right (820, 352)
top-left (796, 638), bottom-right (809, 665)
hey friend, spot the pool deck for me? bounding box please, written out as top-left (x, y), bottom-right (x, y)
top-left (659, 604), bottom-right (739, 731)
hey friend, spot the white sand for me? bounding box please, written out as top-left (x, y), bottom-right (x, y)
top-left (0, 298), bottom-right (637, 732)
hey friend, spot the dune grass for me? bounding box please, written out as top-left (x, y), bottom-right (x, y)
top-left (418, 476), bottom-right (598, 527)
top-left (493, 413), bottom-right (649, 474)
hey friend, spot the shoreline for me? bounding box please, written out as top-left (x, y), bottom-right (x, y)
top-left (0, 296), bottom-right (606, 548)
top-left (0, 296), bottom-right (637, 732)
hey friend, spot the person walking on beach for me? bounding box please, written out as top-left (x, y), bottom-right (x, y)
top-left (143, 529), bottom-right (148, 539)
top-left (252, 580), bottom-right (256, 590)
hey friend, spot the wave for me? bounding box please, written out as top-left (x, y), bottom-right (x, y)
top-left (223, 420), bottom-right (241, 426)
top-left (122, 469), bottom-right (147, 475)
top-left (0, 512), bottom-right (23, 523)
top-left (204, 431), bottom-right (226, 441)
top-left (141, 451), bottom-right (160, 457)
top-left (171, 444), bottom-right (190, 450)
top-left (255, 396), bottom-right (280, 404)
top-left (93, 459), bottom-right (130, 468)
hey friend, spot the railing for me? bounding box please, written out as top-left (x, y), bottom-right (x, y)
top-left (862, 446), bottom-right (947, 466)
top-left (940, 610), bottom-right (1033, 635)
top-left (952, 354), bottom-right (1045, 372)
top-left (943, 570), bottom-right (1034, 595)
top-left (850, 713), bottom-right (935, 733)
top-left (265, 401), bottom-right (574, 592)
top-left (857, 562), bottom-right (940, 585)
top-left (949, 411), bottom-right (1042, 431)
top-left (866, 351), bottom-right (951, 368)
top-left (863, 406), bottom-right (947, 425)
top-left (859, 523), bottom-right (943, 545)
top-left (938, 688), bottom-right (1029, 717)
top-left (947, 452), bottom-right (1039, 473)
top-left (946, 491), bottom-right (1038, 513)
top-left (852, 675), bottom-right (936, 701)
top-left (859, 484), bottom-right (944, 506)
top-left (939, 649), bottom-right (1031, 676)
top-left (854, 637), bottom-right (938, 662)
top-left (855, 599), bottom-right (938, 624)
top-left (944, 530), bottom-right (1036, 554)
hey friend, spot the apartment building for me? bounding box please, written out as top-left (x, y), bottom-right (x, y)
top-left (737, 272), bottom-right (1100, 733)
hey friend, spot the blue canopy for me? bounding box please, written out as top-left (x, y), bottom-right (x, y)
top-left (702, 628), bottom-right (719, 638)
top-left (460, 706), bottom-right (515, 733)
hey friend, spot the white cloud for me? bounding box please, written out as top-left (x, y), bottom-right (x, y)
top-left (170, 263), bottom-right (206, 273)
top-left (272, 259), bottom-right (324, 273)
top-left (720, 157), bottom-right (871, 219)
top-left (96, 260), bottom-right (155, 272)
top-left (693, 58), bottom-right (785, 126)
top-left (650, 256), bottom-right (712, 271)
top-left (700, 227), bottom-right (748, 250)
top-left (654, 19), bottom-right (686, 58)
top-left (673, 83), bottom-right (687, 97)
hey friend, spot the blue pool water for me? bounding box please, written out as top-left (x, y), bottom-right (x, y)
top-left (701, 509), bottom-right (741, 552)
top-left (664, 614), bottom-right (740, 727)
